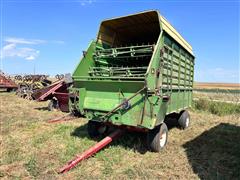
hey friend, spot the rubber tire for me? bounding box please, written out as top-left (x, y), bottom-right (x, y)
top-left (7, 88), bottom-right (12, 92)
top-left (48, 100), bottom-right (54, 111)
top-left (87, 120), bottom-right (106, 138)
top-left (147, 123), bottom-right (168, 152)
top-left (178, 110), bottom-right (190, 129)
top-left (71, 110), bottom-right (81, 117)
top-left (48, 99), bottom-right (58, 111)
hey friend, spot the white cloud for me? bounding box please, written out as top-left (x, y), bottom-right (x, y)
top-left (25, 55), bottom-right (37, 60)
top-left (2, 43), bottom-right (39, 60)
top-left (1, 37), bottom-right (64, 60)
top-left (4, 37), bottom-right (46, 45)
top-left (79, 0), bottom-right (94, 6)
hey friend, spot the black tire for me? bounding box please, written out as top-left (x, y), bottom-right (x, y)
top-left (48, 99), bottom-right (58, 111)
top-left (71, 110), bottom-right (81, 117)
top-left (7, 88), bottom-right (12, 92)
top-left (87, 120), bottom-right (107, 138)
top-left (147, 123), bottom-right (168, 152)
top-left (178, 110), bottom-right (190, 129)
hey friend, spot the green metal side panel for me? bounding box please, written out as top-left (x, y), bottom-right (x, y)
top-left (72, 41), bottom-right (96, 77)
top-left (160, 33), bottom-right (194, 115)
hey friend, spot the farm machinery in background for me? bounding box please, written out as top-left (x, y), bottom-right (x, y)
top-left (0, 71), bottom-right (18, 92)
top-left (32, 74), bottom-right (72, 112)
top-left (14, 74), bottom-right (65, 100)
top-left (15, 74), bottom-right (52, 100)
top-left (1, 70), bottom-right (70, 112)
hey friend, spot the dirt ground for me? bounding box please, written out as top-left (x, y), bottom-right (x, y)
top-left (0, 92), bottom-right (239, 179)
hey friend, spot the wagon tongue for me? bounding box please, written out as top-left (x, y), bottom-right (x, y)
top-left (58, 129), bottom-right (124, 173)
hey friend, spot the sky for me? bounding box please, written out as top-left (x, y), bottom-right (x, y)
top-left (0, 0), bottom-right (239, 83)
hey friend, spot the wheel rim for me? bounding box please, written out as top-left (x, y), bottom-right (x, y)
top-left (185, 117), bottom-right (190, 127)
top-left (159, 131), bottom-right (167, 147)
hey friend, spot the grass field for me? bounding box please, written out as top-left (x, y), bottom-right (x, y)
top-left (193, 92), bottom-right (240, 103)
top-left (194, 82), bottom-right (240, 90)
top-left (0, 92), bottom-right (240, 179)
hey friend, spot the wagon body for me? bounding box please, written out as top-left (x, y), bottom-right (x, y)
top-left (70, 10), bottom-right (195, 130)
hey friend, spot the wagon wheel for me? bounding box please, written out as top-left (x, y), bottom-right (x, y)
top-left (60, 74), bottom-right (64, 79)
top-left (147, 122), bottom-right (168, 152)
top-left (55, 74), bottom-right (60, 80)
top-left (40, 75), bottom-right (46, 81)
top-left (87, 120), bottom-right (108, 138)
top-left (19, 75), bottom-right (23, 81)
top-left (48, 99), bottom-right (59, 111)
top-left (25, 94), bottom-right (33, 100)
top-left (17, 85), bottom-right (27, 97)
top-left (71, 109), bottom-right (81, 117)
top-left (178, 110), bottom-right (190, 129)
top-left (25, 90), bottom-right (33, 100)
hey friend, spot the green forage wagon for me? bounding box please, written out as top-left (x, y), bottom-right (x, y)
top-left (69, 10), bottom-right (195, 152)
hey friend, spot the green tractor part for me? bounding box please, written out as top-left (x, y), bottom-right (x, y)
top-left (70, 10), bottom-right (195, 152)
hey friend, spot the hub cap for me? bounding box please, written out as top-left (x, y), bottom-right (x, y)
top-left (159, 131), bottom-right (167, 147)
top-left (186, 117), bottom-right (190, 127)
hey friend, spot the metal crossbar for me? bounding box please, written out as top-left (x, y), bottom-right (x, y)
top-left (94, 44), bottom-right (154, 59)
top-left (89, 66), bottom-right (148, 77)
top-left (89, 44), bottom-right (154, 79)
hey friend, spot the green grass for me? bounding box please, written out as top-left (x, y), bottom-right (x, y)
top-left (0, 92), bottom-right (240, 179)
top-left (24, 156), bottom-right (39, 177)
top-left (193, 98), bottom-right (240, 116)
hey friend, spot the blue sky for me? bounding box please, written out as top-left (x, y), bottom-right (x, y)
top-left (1, 0), bottom-right (239, 83)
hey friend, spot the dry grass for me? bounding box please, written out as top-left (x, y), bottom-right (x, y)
top-left (0, 92), bottom-right (240, 179)
top-left (194, 82), bottom-right (240, 90)
top-left (193, 92), bottom-right (240, 103)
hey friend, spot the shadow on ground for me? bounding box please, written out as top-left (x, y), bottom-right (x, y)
top-left (71, 124), bottom-right (150, 154)
top-left (183, 123), bottom-right (240, 179)
top-left (35, 107), bottom-right (49, 111)
top-left (70, 116), bottom-right (181, 155)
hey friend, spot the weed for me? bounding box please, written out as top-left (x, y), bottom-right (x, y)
top-left (194, 98), bottom-right (240, 116)
top-left (24, 157), bottom-right (39, 177)
top-left (0, 170), bottom-right (4, 177)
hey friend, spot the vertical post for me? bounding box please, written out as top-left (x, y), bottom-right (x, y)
top-left (184, 53), bottom-right (187, 108)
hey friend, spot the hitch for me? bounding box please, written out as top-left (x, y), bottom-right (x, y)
top-left (58, 129), bottom-right (124, 173)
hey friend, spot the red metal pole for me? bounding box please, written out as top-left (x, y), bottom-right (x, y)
top-left (47, 114), bottom-right (74, 124)
top-left (58, 129), bottom-right (124, 173)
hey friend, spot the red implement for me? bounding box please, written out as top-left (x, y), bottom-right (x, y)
top-left (32, 80), bottom-right (64, 101)
top-left (58, 129), bottom-right (124, 173)
top-left (47, 114), bottom-right (75, 123)
top-left (0, 74), bottom-right (18, 91)
top-left (32, 79), bottom-right (70, 112)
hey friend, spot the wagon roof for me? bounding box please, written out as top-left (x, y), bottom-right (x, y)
top-left (98, 10), bottom-right (194, 56)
